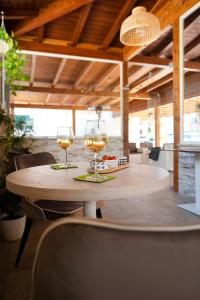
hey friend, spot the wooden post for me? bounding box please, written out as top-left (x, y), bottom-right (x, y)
top-left (72, 109), bottom-right (76, 135)
top-left (155, 106), bottom-right (160, 147)
top-left (120, 62), bottom-right (129, 159)
top-left (173, 19), bottom-right (182, 192)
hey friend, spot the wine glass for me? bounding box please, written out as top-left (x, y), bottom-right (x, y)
top-left (57, 127), bottom-right (74, 166)
top-left (84, 120), bottom-right (108, 178)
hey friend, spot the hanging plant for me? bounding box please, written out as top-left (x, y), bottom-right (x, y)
top-left (0, 12), bottom-right (29, 95)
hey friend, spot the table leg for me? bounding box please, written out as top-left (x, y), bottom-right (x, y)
top-left (178, 153), bottom-right (200, 216)
top-left (83, 201), bottom-right (97, 218)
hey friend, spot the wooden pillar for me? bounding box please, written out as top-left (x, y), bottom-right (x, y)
top-left (72, 109), bottom-right (76, 135)
top-left (173, 19), bottom-right (182, 192)
top-left (121, 62), bottom-right (129, 159)
top-left (155, 106), bottom-right (160, 147)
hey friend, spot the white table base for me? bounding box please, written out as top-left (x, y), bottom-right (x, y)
top-left (83, 201), bottom-right (96, 218)
top-left (178, 153), bottom-right (200, 216)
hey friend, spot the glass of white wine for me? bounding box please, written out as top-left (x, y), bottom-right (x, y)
top-left (57, 127), bottom-right (74, 166)
top-left (85, 120), bottom-right (108, 178)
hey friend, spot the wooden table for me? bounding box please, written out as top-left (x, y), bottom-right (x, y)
top-left (6, 163), bottom-right (169, 218)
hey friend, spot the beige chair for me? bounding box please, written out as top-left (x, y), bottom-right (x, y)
top-left (32, 218), bottom-right (200, 300)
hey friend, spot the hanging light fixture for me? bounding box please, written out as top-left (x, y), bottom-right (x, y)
top-left (120, 6), bottom-right (160, 46)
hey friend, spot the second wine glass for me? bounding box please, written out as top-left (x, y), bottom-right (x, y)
top-left (57, 127), bottom-right (74, 166)
top-left (84, 120), bottom-right (108, 177)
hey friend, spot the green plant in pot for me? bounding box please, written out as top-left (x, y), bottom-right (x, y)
top-left (0, 13), bottom-right (30, 240)
top-left (0, 107), bottom-right (29, 240)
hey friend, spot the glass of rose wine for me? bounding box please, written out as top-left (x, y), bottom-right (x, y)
top-left (84, 120), bottom-right (108, 178)
top-left (57, 127), bottom-right (74, 166)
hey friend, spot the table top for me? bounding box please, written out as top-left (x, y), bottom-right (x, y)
top-left (6, 163), bottom-right (169, 202)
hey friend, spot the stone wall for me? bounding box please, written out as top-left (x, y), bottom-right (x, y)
top-left (179, 152), bottom-right (195, 197)
top-left (26, 137), bottom-right (123, 163)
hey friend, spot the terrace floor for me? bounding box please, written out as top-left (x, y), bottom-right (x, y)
top-left (1, 186), bottom-right (200, 300)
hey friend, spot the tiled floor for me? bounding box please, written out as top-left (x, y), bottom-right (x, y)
top-left (1, 186), bottom-right (200, 299)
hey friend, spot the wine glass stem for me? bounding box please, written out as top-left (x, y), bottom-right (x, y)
top-left (65, 148), bottom-right (68, 165)
top-left (94, 152), bottom-right (98, 176)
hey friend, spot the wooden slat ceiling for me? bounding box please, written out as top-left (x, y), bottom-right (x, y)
top-left (1, 0), bottom-right (199, 111)
top-left (130, 97), bottom-right (200, 120)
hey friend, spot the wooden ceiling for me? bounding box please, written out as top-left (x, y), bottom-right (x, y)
top-left (1, 0), bottom-right (200, 111)
top-left (130, 97), bottom-right (200, 120)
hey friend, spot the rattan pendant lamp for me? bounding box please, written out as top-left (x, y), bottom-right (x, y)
top-left (120, 6), bottom-right (160, 46)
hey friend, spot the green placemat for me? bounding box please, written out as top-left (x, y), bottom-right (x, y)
top-left (51, 163), bottom-right (78, 170)
top-left (73, 173), bottom-right (116, 183)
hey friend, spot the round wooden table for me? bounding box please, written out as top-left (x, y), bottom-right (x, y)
top-left (6, 163), bottom-right (169, 218)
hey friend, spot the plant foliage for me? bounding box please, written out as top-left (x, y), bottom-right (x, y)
top-left (0, 108), bottom-right (32, 219)
top-left (0, 107), bottom-right (26, 163)
top-left (0, 26), bottom-right (29, 95)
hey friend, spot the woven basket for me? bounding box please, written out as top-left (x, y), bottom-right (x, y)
top-left (120, 6), bottom-right (160, 46)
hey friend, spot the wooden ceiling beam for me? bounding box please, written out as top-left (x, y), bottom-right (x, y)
top-left (11, 103), bottom-right (89, 110)
top-left (61, 95), bottom-right (70, 104)
top-left (18, 85), bottom-right (142, 100)
top-left (102, 98), bottom-right (119, 106)
top-left (18, 40), bottom-right (123, 61)
top-left (150, 8), bottom-right (200, 58)
top-left (76, 96), bottom-right (96, 105)
top-left (128, 92), bottom-right (151, 100)
top-left (104, 92), bottom-right (151, 106)
top-left (11, 102), bottom-right (119, 111)
top-left (130, 56), bottom-right (171, 68)
top-left (124, 0), bottom-right (200, 61)
top-left (45, 93), bottom-right (52, 104)
top-left (128, 66), bottom-right (155, 86)
top-left (74, 62), bottom-right (96, 88)
top-left (144, 30), bottom-right (173, 56)
top-left (52, 58), bottom-right (67, 87)
top-left (19, 85), bottom-right (138, 98)
top-left (94, 65), bottom-right (119, 88)
top-left (145, 74), bottom-right (173, 92)
top-left (90, 97), bottom-right (110, 106)
top-left (129, 68), bottom-right (173, 95)
top-left (37, 0), bottom-right (47, 43)
top-left (129, 55), bottom-right (200, 72)
top-left (14, 0), bottom-right (94, 36)
top-left (30, 55), bottom-right (37, 86)
top-left (70, 3), bottom-right (93, 47)
top-left (37, 26), bottom-right (45, 42)
top-left (185, 34), bottom-right (200, 55)
top-left (184, 61), bottom-right (200, 72)
top-left (100, 0), bottom-right (136, 50)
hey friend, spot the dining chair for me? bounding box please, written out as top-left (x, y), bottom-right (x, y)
top-left (13, 152), bottom-right (85, 267)
top-left (32, 218), bottom-right (200, 300)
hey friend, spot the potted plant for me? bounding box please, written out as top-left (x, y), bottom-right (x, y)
top-left (0, 108), bottom-right (30, 240)
top-left (0, 191), bottom-right (25, 240)
top-left (0, 13), bottom-right (30, 240)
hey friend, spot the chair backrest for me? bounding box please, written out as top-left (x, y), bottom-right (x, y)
top-left (32, 218), bottom-right (200, 300)
top-left (14, 152), bottom-right (56, 170)
top-left (129, 143), bottom-right (137, 153)
top-left (14, 152), bottom-right (57, 221)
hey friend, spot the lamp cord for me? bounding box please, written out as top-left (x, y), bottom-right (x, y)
top-left (151, 0), bottom-right (164, 13)
top-left (1, 11), bottom-right (5, 28)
